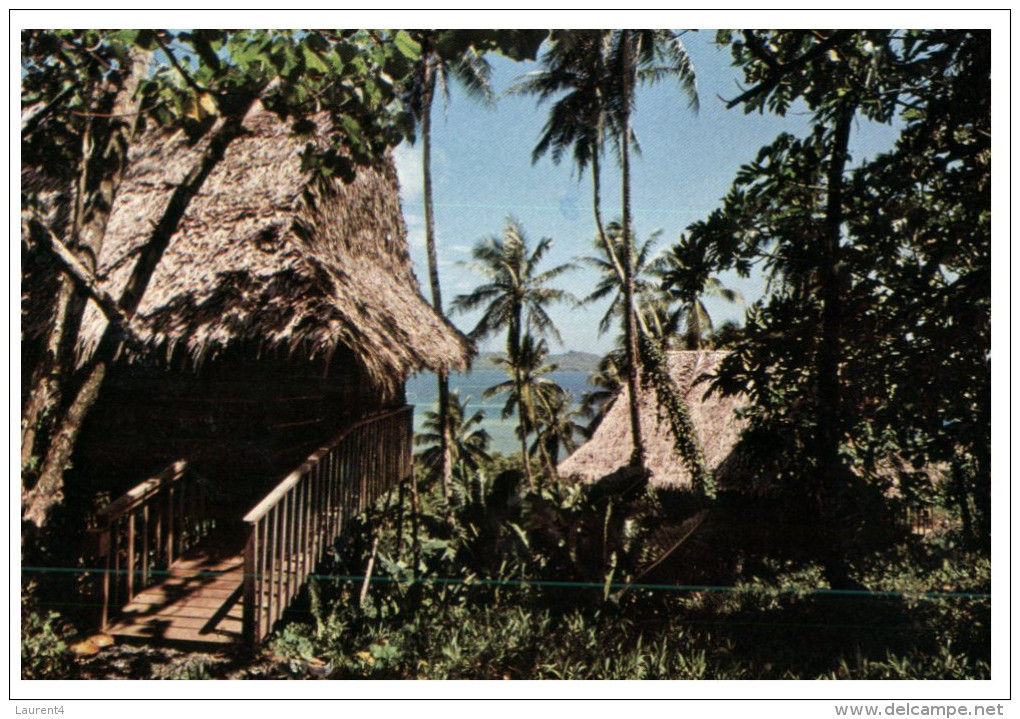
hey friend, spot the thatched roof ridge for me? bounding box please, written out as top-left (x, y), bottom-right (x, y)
top-left (559, 350), bottom-right (756, 491)
top-left (72, 102), bottom-right (471, 392)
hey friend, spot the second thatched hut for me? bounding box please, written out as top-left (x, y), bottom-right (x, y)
top-left (559, 350), bottom-right (757, 492)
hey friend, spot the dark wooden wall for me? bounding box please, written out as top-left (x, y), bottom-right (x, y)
top-left (71, 342), bottom-right (405, 517)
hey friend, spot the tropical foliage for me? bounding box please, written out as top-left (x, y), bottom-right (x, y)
top-left (696, 30), bottom-right (990, 552)
top-left (22, 27), bottom-right (991, 681)
top-left (414, 390), bottom-right (492, 486)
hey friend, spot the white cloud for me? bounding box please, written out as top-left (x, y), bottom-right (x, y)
top-left (392, 143), bottom-right (423, 204)
top-left (449, 244), bottom-right (473, 254)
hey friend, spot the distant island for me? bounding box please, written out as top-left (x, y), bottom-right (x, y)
top-left (471, 350), bottom-right (601, 374)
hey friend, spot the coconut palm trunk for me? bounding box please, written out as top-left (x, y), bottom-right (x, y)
top-left (619, 31), bottom-right (646, 469)
top-left (419, 49), bottom-right (454, 504)
top-left (508, 315), bottom-right (536, 488)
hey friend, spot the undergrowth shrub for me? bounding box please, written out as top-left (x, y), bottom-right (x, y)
top-left (21, 594), bottom-right (75, 680)
top-left (264, 466), bottom-right (991, 680)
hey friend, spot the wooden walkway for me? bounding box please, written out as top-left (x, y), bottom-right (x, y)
top-left (105, 528), bottom-right (246, 646)
top-left (94, 407), bottom-right (414, 648)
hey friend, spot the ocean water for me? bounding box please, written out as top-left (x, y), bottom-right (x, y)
top-left (406, 369), bottom-right (593, 456)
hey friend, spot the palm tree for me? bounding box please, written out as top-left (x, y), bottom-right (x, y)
top-left (403, 31), bottom-right (493, 502)
top-left (517, 30), bottom-right (698, 469)
top-left (452, 223), bottom-right (574, 486)
top-left (414, 390), bottom-right (492, 486)
top-left (510, 31), bottom-right (617, 261)
top-left (580, 221), bottom-right (665, 338)
top-left (484, 334), bottom-right (563, 484)
top-left (605, 29), bottom-right (699, 469)
top-left (580, 350), bottom-right (625, 437)
top-left (531, 391), bottom-right (586, 473)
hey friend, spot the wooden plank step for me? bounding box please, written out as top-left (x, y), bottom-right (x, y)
top-left (124, 596), bottom-right (245, 612)
top-left (158, 573), bottom-right (243, 587)
top-left (166, 561), bottom-right (243, 575)
top-left (114, 614), bottom-right (243, 632)
top-left (108, 623), bottom-right (240, 645)
top-left (118, 602), bottom-right (243, 620)
top-left (132, 585), bottom-right (242, 602)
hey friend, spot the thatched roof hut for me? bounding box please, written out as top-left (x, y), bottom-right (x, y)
top-left (71, 101), bottom-right (471, 395)
top-left (559, 351), bottom-right (756, 491)
top-left (560, 350), bottom-right (946, 502)
top-left (24, 102), bottom-right (472, 502)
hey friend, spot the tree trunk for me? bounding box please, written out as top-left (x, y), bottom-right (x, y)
top-left (816, 101), bottom-right (854, 522)
top-left (536, 428), bottom-right (557, 483)
top-left (21, 50), bottom-right (149, 477)
top-left (619, 32), bottom-right (646, 470)
top-left (514, 366), bottom-right (535, 489)
top-left (420, 53), bottom-right (454, 504)
top-left (592, 143), bottom-right (625, 282)
top-left (22, 101), bottom-right (255, 530)
top-left (508, 315), bottom-right (534, 489)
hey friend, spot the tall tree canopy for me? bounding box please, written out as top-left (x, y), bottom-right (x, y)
top-left (698, 30), bottom-right (990, 546)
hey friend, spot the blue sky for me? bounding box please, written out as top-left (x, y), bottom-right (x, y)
top-left (394, 31), bottom-right (903, 355)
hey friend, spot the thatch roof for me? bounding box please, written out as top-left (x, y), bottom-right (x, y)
top-left (559, 350), bottom-right (947, 496)
top-left (559, 351), bottom-right (756, 491)
top-left (64, 102), bottom-right (470, 393)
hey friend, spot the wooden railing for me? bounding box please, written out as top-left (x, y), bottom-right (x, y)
top-left (241, 405), bottom-right (413, 646)
top-left (89, 460), bottom-right (213, 630)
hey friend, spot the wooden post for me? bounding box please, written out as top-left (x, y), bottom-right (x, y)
top-left (258, 515), bottom-right (268, 640)
top-left (126, 511), bottom-right (136, 601)
top-left (177, 477), bottom-right (186, 554)
top-left (242, 521), bottom-right (257, 647)
top-left (278, 497), bottom-right (288, 618)
top-left (112, 518), bottom-right (122, 607)
top-left (141, 504), bottom-right (150, 588)
top-left (311, 463), bottom-right (322, 564)
top-left (166, 485), bottom-right (175, 566)
top-left (99, 528), bottom-right (111, 630)
top-left (283, 492), bottom-right (292, 606)
top-left (299, 469), bottom-right (309, 585)
top-left (154, 487), bottom-right (163, 570)
top-left (268, 506), bottom-right (278, 629)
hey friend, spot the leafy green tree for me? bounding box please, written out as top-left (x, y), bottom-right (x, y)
top-left (20, 29), bottom-right (419, 531)
top-left (531, 391), bottom-right (586, 471)
top-left (580, 350), bottom-right (625, 437)
top-left (701, 30), bottom-right (989, 549)
top-left (842, 30), bottom-right (991, 544)
top-left (511, 31), bottom-right (616, 272)
top-left (651, 234), bottom-right (744, 349)
top-left (704, 31), bottom-right (903, 526)
top-left (452, 222), bottom-right (573, 486)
